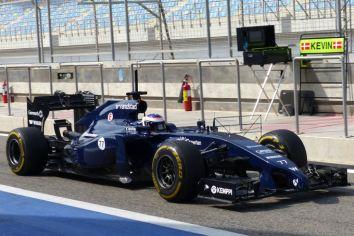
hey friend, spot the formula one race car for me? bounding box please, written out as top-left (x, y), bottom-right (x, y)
top-left (6, 79), bottom-right (348, 203)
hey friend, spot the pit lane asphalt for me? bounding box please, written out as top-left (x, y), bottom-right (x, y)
top-left (0, 136), bottom-right (353, 236)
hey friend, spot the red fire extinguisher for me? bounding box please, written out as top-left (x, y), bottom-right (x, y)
top-left (2, 81), bottom-right (8, 104)
top-left (183, 79), bottom-right (192, 111)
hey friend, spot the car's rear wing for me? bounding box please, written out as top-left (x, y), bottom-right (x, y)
top-left (27, 91), bottom-right (100, 132)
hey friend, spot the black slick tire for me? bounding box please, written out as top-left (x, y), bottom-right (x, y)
top-left (152, 140), bottom-right (205, 202)
top-left (6, 127), bottom-right (48, 175)
top-left (259, 129), bottom-right (307, 169)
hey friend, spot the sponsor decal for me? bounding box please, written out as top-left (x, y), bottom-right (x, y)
top-left (292, 178), bottom-right (299, 187)
top-left (299, 37), bottom-right (345, 54)
top-left (125, 127), bottom-right (136, 133)
top-left (115, 103), bottom-right (137, 110)
top-left (256, 149), bottom-right (274, 154)
top-left (289, 167), bottom-right (298, 172)
top-left (246, 145), bottom-right (263, 149)
top-left (204, 184), bottom-right (210, 191)
top-left (119, 176), bottom-right (132, 184)
top-left (176, 137), bottom-right (202, 146)
top-left (57, 72), bottom-right (74, 80)
top-left (265, 155), bottom-right (283, 160)
top-left (28, 120), bottom-right (42, 126)
top-left (210, 185), bottom-right (233, 195)
top-left (97, 137), bottom-right (105, 151)
top-left (107, 112), bottom-right (114, 121)
top-left (28, 110), bottom-right (43, 119)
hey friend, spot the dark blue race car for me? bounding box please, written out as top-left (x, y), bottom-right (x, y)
top-left (6, 83), bottom-right (348, 202)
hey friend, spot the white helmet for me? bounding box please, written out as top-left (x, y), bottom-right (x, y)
top-left (142, 114), bottom-right (166, 131)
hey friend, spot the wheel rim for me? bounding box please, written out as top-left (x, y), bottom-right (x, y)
top-left (156, 155), bottom-right (176, 189)
top-left (8, 139), bottom-right (21, 166)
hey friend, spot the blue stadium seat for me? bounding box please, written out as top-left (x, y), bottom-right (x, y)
top-left (0, 0), bottom-right (340, 38)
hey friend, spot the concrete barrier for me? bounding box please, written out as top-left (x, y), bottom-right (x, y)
top-left (0, 116), bottom-right (25, 133)
top-left (300, 135), bottom-right (354, 166)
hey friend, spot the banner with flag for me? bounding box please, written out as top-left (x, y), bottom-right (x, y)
top-left (299, 37), bottom-right (345, 54)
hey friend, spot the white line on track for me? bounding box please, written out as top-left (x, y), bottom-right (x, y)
top-left (0, 184), bottom-right (243, 236)
top-left (0, 133), bottom-right (8, 137)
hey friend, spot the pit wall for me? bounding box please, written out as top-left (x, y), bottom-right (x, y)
top-left (0, 62), bottom-right (352, 113)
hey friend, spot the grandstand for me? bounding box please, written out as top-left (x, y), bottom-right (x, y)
top-left (0, 0), bottom-right (352, 62)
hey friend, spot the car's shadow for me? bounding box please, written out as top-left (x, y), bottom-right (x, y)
top-left (40, 170), bottom-right (354, 209)
top-left (41, 170), bottom-right (154, 190)
top-left (213, 187), bottom-right (354, 212)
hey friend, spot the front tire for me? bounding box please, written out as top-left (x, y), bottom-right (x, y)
top-left (259, 129), bottom-right (307, 169)
top-left (6, 127), bottom-right (48, 175)
top-left (152, 140), bottom-right (205, 202)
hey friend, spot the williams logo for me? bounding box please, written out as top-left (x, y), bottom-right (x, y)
top-left (115, 104), bottom-right (137, 110)
top-left (210, 185), bottom-right (233, 195)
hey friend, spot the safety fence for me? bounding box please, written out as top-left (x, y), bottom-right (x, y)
top-left (0, 57), bottom-right (350, 137)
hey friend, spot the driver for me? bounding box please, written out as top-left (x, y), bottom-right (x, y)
top-left (142, 114), bottom-right (166, 132)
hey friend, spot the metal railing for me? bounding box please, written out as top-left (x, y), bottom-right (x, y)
top-left (212, 114), bottom-right (262, 139)
top-left (0, 63), bottom-right (52, 116)
top-left (0, 58), bottom-right (242, 122)
top-left (0, 59), bottom-right (241, 127)
top-left (0, 58), bottom-right (350, 139)
top-left (130, 58), bottom-right (241, 125)
top-left (292, 55), bottom-right (348, 137)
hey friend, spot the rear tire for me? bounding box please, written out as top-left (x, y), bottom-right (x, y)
top-left (6, 127), bottom-right (48, 175)
top-left (259, 129), bottom-right (307, 169)
top-left (152, 140), bottom-right (205, 202)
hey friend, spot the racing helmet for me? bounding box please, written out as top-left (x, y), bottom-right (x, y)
top-left (142, 114), bottom-right (166, 132)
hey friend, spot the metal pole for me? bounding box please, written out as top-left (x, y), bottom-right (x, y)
top-left (130, 63), bottom-right (135, 91)
top-left (160, 62), bottom-right (167, 121)
top-left (205, 0), bottom-right (212, 58)
top-left (277, 0), bottom-right (280, 20)
top-left (336, 0), bottom-right (342, 35)
top-left (5, 67), bottom-right (11, 116)
top-left (93, 1), bottom-right (100, 61)
top-left (124, 0), bottom-right (131, 60)
top-left (240, 0), bottom-right (245, 27)
top-left (108, 0), bottom-right (116, 61)
top-left (74, 66), bottom-right (79, 93)
top-left (236, 59), bottom-right (242, 130)
top-left (341, 56), bottom-right (348, 137)
top-left (39, 8), bottom-right (45, 62)
top-left (226, 0), bottom-right (233, 57)
top-left (197, 61), bottom-right (205, 121)
top-left (28, 68), bottom-right (32, 100)
top-left (34, 0), bottom-right (42, 63)
top-left (158, 1), bottom-right (164, 60)
top-left (49, 67), bottom-right (53, 96)
top-left (49, 67), bottom-right (54, 119)
top-left (47, 0), bottom-right (54, 63)
top-left (293, 59), bottom-right (300, 134)
top-left (100, 64), bottom-right (105, 103)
